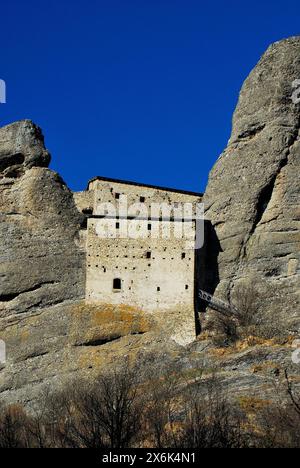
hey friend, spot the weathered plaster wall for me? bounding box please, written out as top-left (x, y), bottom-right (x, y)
top-left (86, 218), bottom-right (195, 311)
top-left (88, 178), bottom-right (202, 218)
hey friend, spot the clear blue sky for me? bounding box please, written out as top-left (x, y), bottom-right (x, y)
top-left (0, 1), bottom-right (299, 193)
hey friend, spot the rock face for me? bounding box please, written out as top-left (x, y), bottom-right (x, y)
top-left (202, 37), bottom-right (300, 329)
top-left (0, 121), bottom-right (85, 315)
top-left (0, 37), bottom-right (299, 409)
top-left (0, 120), bottom-right (50, 178)
top-left (0, 121), bottom-right (88, 405)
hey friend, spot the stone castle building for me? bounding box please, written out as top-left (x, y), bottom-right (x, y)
top-left (74, 177), bottom-right (202, 341)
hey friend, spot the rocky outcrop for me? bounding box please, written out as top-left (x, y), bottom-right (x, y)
top-left (0, 37), bottom-right (299, 410)
top-left (0, 121), bottom-right (85, 316)
top-left (202, 37), bottom-right (300, 329)
top-left (0, 302), bottom-right (159, 406)
top-left (0, 120), bottom-right (50, 178)
top-left (0, 121), bottom-right (88, 405)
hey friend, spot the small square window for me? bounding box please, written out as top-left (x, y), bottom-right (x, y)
top-left (115, 193), bottom-right (120, 199)
top-left (140, 196), bottom-right (145, 203)
top-left (185, 285), bottom-right (189, 290)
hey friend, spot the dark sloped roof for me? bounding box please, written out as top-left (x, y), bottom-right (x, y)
top-left (88, 176), bottom-right (203, 197)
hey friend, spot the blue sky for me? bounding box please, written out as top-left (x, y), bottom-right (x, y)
top-left (0, 0), bottom-right (299, 193)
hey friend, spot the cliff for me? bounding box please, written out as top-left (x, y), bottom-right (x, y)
top-left (202, 37), bottom-right (300, 330)
top-left (0, 37), bottom-right (299, 408)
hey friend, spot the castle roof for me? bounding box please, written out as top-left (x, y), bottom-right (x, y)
top-left (88, 176), bottom-right (203, 197)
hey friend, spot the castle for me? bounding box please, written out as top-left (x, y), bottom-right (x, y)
top-left (74, 176), bottom-right (202, 339)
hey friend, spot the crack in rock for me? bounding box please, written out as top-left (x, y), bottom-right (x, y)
top-left (0, 281), bottom-right (58, 302)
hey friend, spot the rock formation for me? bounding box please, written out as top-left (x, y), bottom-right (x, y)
top-left (0, 37), bottom-right (299, 408)
top-left (202, 37), bottom-right (300, 329)
top-left (0, 120), bottom-right (50, 178)
top-left (0, 120), bottom-right (85, 314)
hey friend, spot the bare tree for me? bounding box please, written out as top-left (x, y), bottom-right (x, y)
top-left (43, 362), bottom-right (142, 448)
top-left (0, 404), bottom-right (29, 448)
top-left (174, 378), bottom-right (247, 448)
top-left (142, 373), bottom-right (177, 448)
top-left (231, 283), bottom-right (261, 328)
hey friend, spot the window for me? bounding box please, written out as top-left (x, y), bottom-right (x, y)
top-left (116, 222), bottom-right (120, 229)
top-left (185, 285), bottom-right (189, 290)
top-left (182, 253), bottom-right (186, 259)
top-left (115, 193), bottom-right (120, 199)
top-left (157, 287), bottom-right (160, 292)
top-left (82, 208), bottom-right (93, 215)
top-left (140, 196), bottom-right (145, 203)
top-left (146, 251), bottom-right (151, 259)
top-left (113, 278), bottom-right (122, 290)
top-left (148, 224), bottom-right (152, 231)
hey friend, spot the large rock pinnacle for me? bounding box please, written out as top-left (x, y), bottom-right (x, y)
top-left (202, 37), bottom-right (300, 328)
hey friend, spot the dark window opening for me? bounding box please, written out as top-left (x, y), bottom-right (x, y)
top-left (115, 193), bottom-right (120, 199)
top-left (157, 287), bottom-right (160, 292)
top-left (148, 224), bottom-right (152, 230)
top-left (140, 196), bottom-right (145, 203)
top-left (82, 208), bottom-right (93, 216)
top-left (185, 285), bottom-right (189, 290)
top-left (182, 253), bottom-right (186, 259)
top-left (116, 222), bottom-right (120, 229)
top-left (113, 278), bottom-right (122, 290)
top-left (146, 251), bottom-right (151, 259)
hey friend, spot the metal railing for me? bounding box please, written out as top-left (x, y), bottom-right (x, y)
top-left (199, 289), bottom-right (239, 317)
